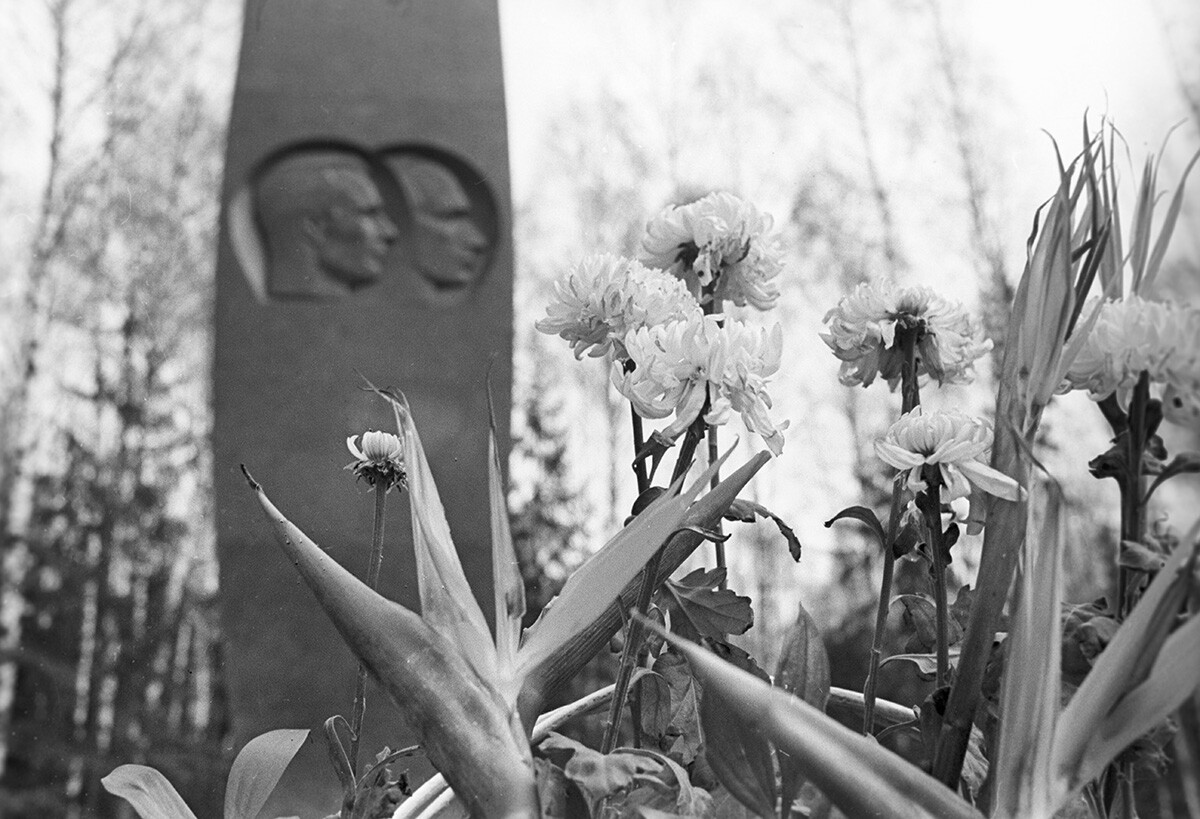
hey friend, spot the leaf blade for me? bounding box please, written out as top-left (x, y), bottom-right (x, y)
top-left (101, 765), bottom-right (197, 819)
top-left (224, 729), bottom-right (310, 819)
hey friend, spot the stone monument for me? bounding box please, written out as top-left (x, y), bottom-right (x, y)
top-left (212, 2), bottom-right (512, 815)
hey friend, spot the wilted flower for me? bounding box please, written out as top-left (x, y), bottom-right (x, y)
top-left (346, 430), bottom-right (407, 490)
top-left (1061, 295), bottom-right (1200, 427)
top-left (642, 191), bottom-right (783, 310)
top-left (821, 283), bottom-right (992, 389)
top-left (613, 313), bottom-right (788, 455)
top-left (875, 407), bottom-right (1022, 502)
top-left (536, 253), bottom-right (699, 360)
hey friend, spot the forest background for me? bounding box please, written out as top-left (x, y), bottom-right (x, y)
top-left (0, 0), bottom-right (1198, 815)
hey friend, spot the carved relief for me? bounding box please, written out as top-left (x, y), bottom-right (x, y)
top-left (383, 150), bottom-right (497, 303)
top-left (229, 143), bottom-right (496, 305)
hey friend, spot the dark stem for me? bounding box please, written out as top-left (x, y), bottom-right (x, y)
top-left (861, 327), bottom-right (921, 734)
top-left (349, 483), bottom-right (388, 774)
top-left (703, 290), bottom-right (725, 581)
top-left (917, 471), bottom-right (950, 689)
top-left (631, 406), bottom-right (650, 496)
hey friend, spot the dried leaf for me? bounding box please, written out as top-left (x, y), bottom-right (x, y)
top-left (728, 498), bottom-right (803, 560)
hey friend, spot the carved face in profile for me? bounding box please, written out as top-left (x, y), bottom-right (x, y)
top-left (252, 152), bottom-right (399, 299)
top-left (393, 156), bottom-right (490, 292)
top-left (306, 167), bottom-right (399, 289)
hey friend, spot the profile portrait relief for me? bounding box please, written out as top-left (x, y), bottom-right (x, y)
top-left (234, 149), bottom-right (399, 300)
top-left (386, 151), bottom-right (496, 302)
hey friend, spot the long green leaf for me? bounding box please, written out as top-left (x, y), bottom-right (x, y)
top-left (643, 619), bottom-right (980, 819)
top-left (1141, 148), bottom-right (1200, 293)
top-left (991, 484), bottom-right (1063, 819)
top-left (224, 729), bottom-right (310, 819)
top-left (385, 389), bottom-right (498, 686)
top-left (489, 431), bottom-right (525, 702)
top-left (101, 765), bottom-right (197, 819)
top-left (515, 445), bottom-right (736, 679)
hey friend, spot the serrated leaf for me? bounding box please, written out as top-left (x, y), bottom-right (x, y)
top-left (659, 568), bottom-right (753, 642)
top-left (700, 643), bottom-right (777, 818)
top-left (101, 765), bottom-right (197, 819)
top-left (224, 729), bottom-right (310, 819)
top-left (824, 505), bottom-right (886, 554)
top-left (728, 498), bottom-right (803, 561)
top-left (775, 602), bottom-right (831, 814)
top-left (897, 594), bottom-right (963, 653)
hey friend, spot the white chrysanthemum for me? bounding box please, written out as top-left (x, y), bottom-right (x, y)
top-left (1062, 295), bottom-right (1200, 427)
top-left (642, 192), bottom-right (783, 311)
top-left (535, 254), bottom-right (699, 360)
top-left (613, 313), bottom-right (788, 455)
top-left (875, 408), bottom-right (1022, 502)
top-left (821, 283), bottom-right (992, 388)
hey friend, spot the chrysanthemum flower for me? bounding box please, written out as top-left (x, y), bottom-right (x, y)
top-left (535, 254), bottom-right (699, 360)
top-left (821, 283), bottom-right (992, 389)
top-left (613, 313), bottom-right (788, 455)
top-left (1061, 295), bottom-right (1200, 427)
top-left (346, 430), bottom-right (406, 490)
top-left (642, 192), bottom-right (783, 311)
top-left (874, 408), bottom-right (1022, 502)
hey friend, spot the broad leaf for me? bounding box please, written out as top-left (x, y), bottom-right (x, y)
top-left (700, 643), bottom-right (778, 817)
top-left (516, 446), bottom-right (738, 679)
top-left (728, 498), bottom-right (802, 560)
top-left (225, 729), bottom-right (310, 819)
top-left (775, 602), bottom-right (831, 814)
top-left (658, 568), bottom-right (753, 641)
top-left (636, 671), bottom-right (673, 743)
top-left (640, 618), bottom-right (980, 819)
top-left (101, 765), bottom-right (197, 819)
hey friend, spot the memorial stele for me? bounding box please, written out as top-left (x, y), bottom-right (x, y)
top-left (212, 1), bottom-right (512, 814)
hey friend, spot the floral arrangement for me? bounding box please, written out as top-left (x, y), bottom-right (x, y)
top-left (103, 129), bottom-right (1200, 819)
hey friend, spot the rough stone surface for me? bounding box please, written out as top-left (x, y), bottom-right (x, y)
top-left (213, 2), bottom-right (511, 815)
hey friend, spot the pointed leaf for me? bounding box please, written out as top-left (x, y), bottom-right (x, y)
top-left (992, 485), bottom-right (1064, 819)
top-left (516, 445), bottom-right (738, 679)
top-left (775, 602), bottom-right (831, 814)
top-left (225, 729), bottom-right (310, 819)
top-left (658, 568), bottom-right (753, 641)
top-left (636, 671), bottom-right (672, 742)
top-left (378, 387), bottom-right (497, 684)
top-left (700, 643), bottom-right (777, 817)
top-left (1141, 148), bottom-right (1200, 293)
top-left (101, 765), bottom-right (197, 819)
top-left (489, 431), bottom-right (525, 699)
top-left (1143, 451), bottom-right (1200, 504)
top-left (638, 617), bottom-right (980, 819)
top-left (242, 469), bottom-right (539, 817)
top-left (824, 505), bottom-right (886, 554)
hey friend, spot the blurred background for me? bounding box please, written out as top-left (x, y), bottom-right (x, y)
top-left (1, 0), bottom-right (1198, 815)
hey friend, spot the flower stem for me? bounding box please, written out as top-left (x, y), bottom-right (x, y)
top-left (703, 292), bottom-right (725, 581)
top-left (631, 406), bottom-right (650, 496)
top-left (349, 483), bottom-right (388, 774)
top-left (861, 328), bottom-right (921, 734)
top-left (917, 470), bottom-right (950, 689)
